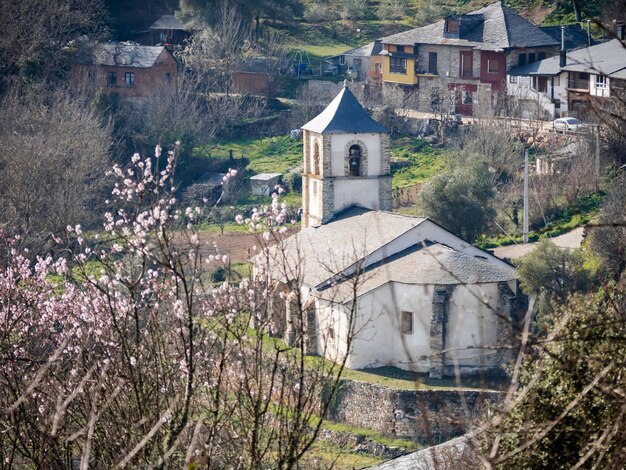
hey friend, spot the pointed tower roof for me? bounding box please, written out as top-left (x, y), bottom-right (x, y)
top-left (301, 84), bottom-right (389, 134)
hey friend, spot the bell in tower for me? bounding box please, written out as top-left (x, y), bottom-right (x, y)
top-left (300, 82), bottom-right (391, 229)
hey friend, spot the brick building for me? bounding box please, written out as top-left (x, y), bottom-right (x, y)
top-left (72, 43), bottom-right (177, 99)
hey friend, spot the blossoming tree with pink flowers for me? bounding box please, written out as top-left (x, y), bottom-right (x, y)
top-left (0, 145), bottom-right (357, 469)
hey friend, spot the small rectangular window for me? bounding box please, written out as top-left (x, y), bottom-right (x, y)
top-left (107, 72), bottom-right (117, 86)
top-left (329, 326), bottom-right (335, 339)
top-left (446, 19), bottom-right (459, 33)
top-left (538, 52), bottom-right (546, 60)
top-left (396, 45), bottom-right (405, 53)
top-left (165, 72), bottom-right (171, 83)
top-left (487, 59), bottom-right (499, 74)
top-left (401, 311), bottom-right (413, 334)
top-left (460, 51), bottom-right (473, 78)
top-left (596, 75), bottom-right (607, 88)
top-left (528, 53), bottom-right (536, 63)
top-left (124, 72), bottom-right (135, 87)
top-left (509, 75), bottom-right (518, 84)
top-left (518, 53), bottom-right (527, 66)
top-left (428, 52), bottom-right (438, 74)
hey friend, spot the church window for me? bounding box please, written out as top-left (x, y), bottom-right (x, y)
top-left (401, 311), bottom-right (413, 334)
top-left (348, 145), bottom-right (362, 176)
top-left (313, 142), bottom-right (320, 175)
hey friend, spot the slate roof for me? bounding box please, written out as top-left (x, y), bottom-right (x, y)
top-left (263, 207), bottom-right (515, 300)
top-left (342, 40), bottom-right (383, 57)
top-left (540, 24), bottom-right (596, 50)
top-left (508, 39), bottom-right (626, 77)
top-left (90, 43), bottom-right (168, 68)
top-left (367, 436), bottom-right (479, 470)
top-left (267, 207), bottom-right (426, 288)
top-left (382, 1), bottom-right (558, 50)
top-left (149, 15), bottom-right (186, 31)
top-left (507, 55), bottom-right (562, 76)
top-left (250, 173), bottom-right (281, 181)
top-left (318, 243), bottom-right (517, 303)
top-left (301, 85), bottom-right (389, 134)
top-left (561, 39), bottom-right (626, 76)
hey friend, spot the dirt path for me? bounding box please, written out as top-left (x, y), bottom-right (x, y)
top-left (493, 226), bottom-right (585, 260)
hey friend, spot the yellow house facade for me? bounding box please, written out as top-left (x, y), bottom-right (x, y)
top-left (381, 44), bottom-right (418, 85)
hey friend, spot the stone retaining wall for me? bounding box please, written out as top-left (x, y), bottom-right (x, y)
top-left (327, 379), bottom-right (500, 443)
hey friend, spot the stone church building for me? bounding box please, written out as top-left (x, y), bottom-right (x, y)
top-left (265, 84), bottom-right (519, 378)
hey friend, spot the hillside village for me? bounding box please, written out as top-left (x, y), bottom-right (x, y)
top-left (0, 0), bottom-right (626, 468)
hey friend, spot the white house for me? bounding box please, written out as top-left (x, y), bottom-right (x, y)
top-left (263, 84), bottom-right (519, 378)
top-left (507, 38), bottom-right (626, 118)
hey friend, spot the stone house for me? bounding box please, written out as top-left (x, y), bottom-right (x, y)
top-left (262, 85), bottom-right (519, 378)
top-left (328, 40), bottom-right (384, 84)
top-left (379, 1), bottom-right (560, 116)
top-left (71, 43), bottom-right (177, 99)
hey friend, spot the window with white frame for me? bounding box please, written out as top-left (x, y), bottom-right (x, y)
top-left (124, 72), bottom-right (135, 87)
top-left (596, 75), bottom-right (607, 88)
top-left (509, 75), bottom-right (518, 84)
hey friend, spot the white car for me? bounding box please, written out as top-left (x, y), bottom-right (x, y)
top-left (553, 117), bottom-right (585, 133)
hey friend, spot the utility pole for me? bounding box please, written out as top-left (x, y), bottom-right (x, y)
top-left (595, 125), bottom-right (601, 192)
top-left (523, 146), bottom-right (529, 243)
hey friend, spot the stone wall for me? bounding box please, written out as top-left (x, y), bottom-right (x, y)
top-left (327, 379), bottom-right (500, 443)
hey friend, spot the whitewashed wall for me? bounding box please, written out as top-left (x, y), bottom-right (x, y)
top-left (334, 179), bottom-right (381, 212)
top-left (330, 133), bottom-right (382, 176)
top-left (447, 283), bottom-right (500, 365)
top-left (348, 282), bottom-right (434, 371)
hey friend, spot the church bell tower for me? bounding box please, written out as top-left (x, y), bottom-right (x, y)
top-left (300, 82), bottom-right (391, 229)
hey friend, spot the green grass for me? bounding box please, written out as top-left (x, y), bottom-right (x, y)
top-left (477, 192), bottom-right (604, 250)
top-left (390, 138), bottom-right (448, 190)
top-left (321, 420), bottom-right (422, 450)
top-left (340, 366), bottom-right (505, 391)
top-left (200, 136), bottom-right (302, 175)
top-left (302, 442), bottom-right (385, 469)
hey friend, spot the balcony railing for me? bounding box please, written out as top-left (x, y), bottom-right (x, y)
top-left (567, 79), bottom-right (589, 90)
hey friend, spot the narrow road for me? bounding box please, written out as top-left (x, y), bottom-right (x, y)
top-left (493, 226), bottom-right (585, 261)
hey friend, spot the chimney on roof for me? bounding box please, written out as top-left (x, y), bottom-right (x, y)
top-left (617, 21), bottom-right (625, 41)
top-left (560, 25), bottom-right (567, 67)
top-left (587, 20), bottom-right (592, 46)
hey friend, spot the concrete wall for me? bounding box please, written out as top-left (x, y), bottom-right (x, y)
top-left (327, 379), bottom-right (500, 442)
